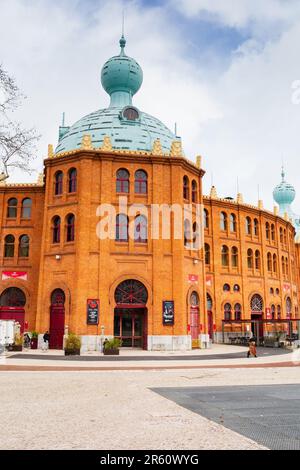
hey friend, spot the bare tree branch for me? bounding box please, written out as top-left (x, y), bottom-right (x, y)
top-left (0, 64), bottom-right (40, 177)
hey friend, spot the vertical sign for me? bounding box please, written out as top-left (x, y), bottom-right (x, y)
top-left (163, 301), bottom-right (174, 325)
top-left (87, 299), bottom-right (99, 325)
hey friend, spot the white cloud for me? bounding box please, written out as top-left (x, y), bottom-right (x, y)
top-left (1, 0), bottom-right (300, 215)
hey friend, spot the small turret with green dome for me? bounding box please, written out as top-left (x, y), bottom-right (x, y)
top-left (273, 167), bottom-right (296, 215)
top-left (55, 35), bottom-right (179, 155)
top-left (273, 167), bottom-right (300, 238)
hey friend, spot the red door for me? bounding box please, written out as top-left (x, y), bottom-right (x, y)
top-left (49, 305), bottom-right (65, 349)
top-left (207, 311), bottom-right (213, 339)
top-left (190, 306), bottom-right (199, 347)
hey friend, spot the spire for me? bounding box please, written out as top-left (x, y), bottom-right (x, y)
top-left (281, 165), bottom-right (285, 182)
top-left (119, 11), bottom-right (126, 56)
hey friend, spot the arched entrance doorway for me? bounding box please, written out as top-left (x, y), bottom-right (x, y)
top-left (114, 280), bottom-right (148, 349)
top-left (0, 287), bottom-right (26, 332)
top-left (207, 293), bottom-right (213, 340)
top-left (190, 291), bottom-right (200, 348)
top-left (250, 294), bottom-right (264, 342)
top-left (49, 289), bottom-right (65, 349)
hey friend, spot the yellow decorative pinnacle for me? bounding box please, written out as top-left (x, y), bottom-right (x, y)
top-left (81, 134), bottom-right (93, 150)
top-left (273, 206), bottom-right (279, 216)
top-left (152, 139), bottom-right (163, 156)
top-left (170, 140), bottom-right (182, 157)
top-left (237, 193), bottom-right (244, 204)
top-left (258, 199), bottom-right (263, 209)
top-left (48, 144), bottom-right (54, 158)
top-left (101, 135), bottom-right (113, 152)
top-left (37, 173), bottom-right (44, 186)
top-left (210, 186), bottom-right (218, 199)
top-left (196, 155), bottom-right (202, 169)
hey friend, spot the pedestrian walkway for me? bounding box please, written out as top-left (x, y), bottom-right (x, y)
top-left (1, 344), bottom-right (299, 371)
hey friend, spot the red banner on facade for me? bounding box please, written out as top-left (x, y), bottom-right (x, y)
top-left (283, 283), bottom-right (291, 293)
top-left (188, 274), bottom-right (198, 283)
top-left (266, 308), bottom-right (272, 320)
top-left (206, 275), bottom-right (213, 287)
top-left (2, 271), bottom-right (28, 281)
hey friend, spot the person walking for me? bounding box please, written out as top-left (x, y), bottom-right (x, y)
top-left (247, 338), bottom-right (257, 358)
top-left (102, 337), bottom-right (108, 353)
top-left (42, 331), bottom-right (50, 352)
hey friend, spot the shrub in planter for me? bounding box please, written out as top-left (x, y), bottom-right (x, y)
top-left (30, 331), bottom-right (38, 349)
top-left (64, 334), bottom-right (81, 356)
top-left (10, 333), bottom-right (23, 351)
top-left (103, 338), bottom-right (122, 355)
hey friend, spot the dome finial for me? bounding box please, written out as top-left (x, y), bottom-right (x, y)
top-left (119, 10), bottom-right (126, 56)
top-left (281, 165), bottom-right (285, 182)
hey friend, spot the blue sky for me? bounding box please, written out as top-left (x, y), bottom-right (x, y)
top-left (1, 0), bottom-right (300, 213)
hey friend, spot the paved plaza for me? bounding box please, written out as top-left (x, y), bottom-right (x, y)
top-left (0, 345), bottom-right (300, 450)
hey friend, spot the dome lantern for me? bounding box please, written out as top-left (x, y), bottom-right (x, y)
top-left (101, 35), bottom-right (143, 108)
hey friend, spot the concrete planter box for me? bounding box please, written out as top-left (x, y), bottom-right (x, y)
top-left (64, 349), bottom-right (81, 356)
top-left (103, 348), bottom-right (119, 355)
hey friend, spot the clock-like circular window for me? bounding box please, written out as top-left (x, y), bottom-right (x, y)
top-left (123, 107), bottom-right (139, 121)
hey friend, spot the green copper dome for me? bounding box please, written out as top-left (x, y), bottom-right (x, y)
top-left (101, 35), bottom-right (143, 101)
top-left (273, 168), bottom-right (296, 207)
top-left (55, 36), bottom-right (178, 155)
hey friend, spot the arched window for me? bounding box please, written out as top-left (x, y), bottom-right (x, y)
top-left (54, 171), bottom-right (63, 195)
top-left (286, 297), bottom-right (292, 319)
top-left (134, 215), bottom-right (147, 243)
top-left (280, 227), bottom-right (283, 243)
top-left (230, 214), bottom-right (237, 232)
top-left (245, 217), bottom-right (252, 235)
top-left (191, 180), bottom-right (197, 203)
top-left (224, 303), bottom-right (232, 321)
top-left (203, 209), bottom-right (209, 229)
top-left (7, 198), bottom-right (17, 218)
top-left (233, 284), bottom-right (240, 292)
top-left (18, 234), bottom-right (29, 258)
top-left (116, 169), bottom-right (129, 193)
top-left (183, 176), bottom-right (189, 200)
top-left (184, 219), bottom-right (191, 247)
top-left (223, 283), bottom-right (230, 292)
top-left (21, 198), bottom-right (32, 219)
top-left (254, 218), bottom-right (259, 236)
top-left (284, 229), bottom-right (287, 245)
top-left (68, 168), bottom-right (77, 193)
top-left (115, 279), bottom-right (148, 305)
top-left (255, 250), bottom-right (261, 270)
top-left (221, 245), bottom-right (229, 266)
top-left (270, 287), bottom-right (274, 294)
top-left (276, 288), bottom-right (280, 295)
top-left (0, 287), bottom-right (26, 307)
top-left (247, 249), bottom-right (253, 269)
top-left (206, 293), bottom-right (212, 311)
top-left (285, 257), bottom-right (289, 276)
top-left (251, 294), bottom-right (263, 312)
top-left (282, 256), bottom-right (285, 275)
top-left (4, 235), bottom-right (15, 258)
top-left (267, 252), bottom-right (272, 272)
top-left (271, 304), bottom-right (276, 320)
top-left (66, 214), bottom-right (75, 242)
top-left (277, 305), bottom-right (281, 320)
top-left (52, 216), bottom-right (61, 244)
top-left (134, 170), bottom-right (147, 194)
top-left (190, 291), bottom-right (199, 306)
top-left (234, 303), bottom-right (242, 321)
top-left (205, 243), bottom-right (210, 265)
top-left (273, 254), bottom-right (277, 273)
top-left (266, 222), bottom-right (270, 240)
top-left (116, 214), bottom-right (129, 241)
top-left (220, 212), bottom-right (227, 231)
top-left (231, 246), bottom-right (238, 267)
top-left (192, 222), bottom-right (199, 249)
top-left (271, 224), bottom-right (275, 241)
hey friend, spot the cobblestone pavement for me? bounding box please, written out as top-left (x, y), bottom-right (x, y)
top-left (1, 366), bottom-right (300, 450)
